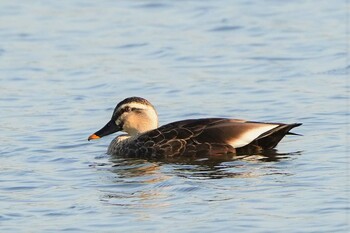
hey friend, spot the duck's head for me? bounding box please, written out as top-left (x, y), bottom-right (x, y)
top-left (88, 97), bottom-right (158, 140)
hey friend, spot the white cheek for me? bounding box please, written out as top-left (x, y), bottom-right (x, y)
top-left (118, 114), bottom-right (132, 132)
top-left (115, 116), bottom-right (125, 127)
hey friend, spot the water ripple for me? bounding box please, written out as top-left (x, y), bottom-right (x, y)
top-left (209, 25), bottom-right (242, 32)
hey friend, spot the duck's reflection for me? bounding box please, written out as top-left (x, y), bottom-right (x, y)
top-left (104, 149), bottom-right (303, 179)
top-left (94, 150), bottom-right (303, 181)
top-left (97, 150), bottom-right (302, 208)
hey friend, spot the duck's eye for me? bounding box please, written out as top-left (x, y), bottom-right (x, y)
top-left (124, 106), bottom-right (131, 112)
top-left (131, 107), bottom-right (142, 113)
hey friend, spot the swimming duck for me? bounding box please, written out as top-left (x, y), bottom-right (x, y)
top-left (88, 97), bottom-right (301, 158)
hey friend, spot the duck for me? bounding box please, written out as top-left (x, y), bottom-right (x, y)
top-left (88, 97), bottom-right (302, 158)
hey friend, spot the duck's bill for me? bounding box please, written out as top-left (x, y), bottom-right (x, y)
top-left (88, 120), bottom-right (121, 141)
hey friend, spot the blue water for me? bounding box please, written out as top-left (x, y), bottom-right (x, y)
top-left (1, 0), bottom-right (349, 232)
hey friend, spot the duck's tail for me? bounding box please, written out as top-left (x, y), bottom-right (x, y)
top-left (239, 123), bottom-right (302, 152)
top-left (287, 131), bottom-right (303, 136)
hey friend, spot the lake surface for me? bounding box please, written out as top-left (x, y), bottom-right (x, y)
top-left (0, 0), bottom-right (349, 232)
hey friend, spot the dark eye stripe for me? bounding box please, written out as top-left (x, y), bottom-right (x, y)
top-left (131, 107), bottom-right (142, 112)
top-left (112, 106), bottom-right (138, 120)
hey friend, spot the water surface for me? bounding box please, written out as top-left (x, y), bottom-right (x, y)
top-left (0, 0), bottom-right (349, 232)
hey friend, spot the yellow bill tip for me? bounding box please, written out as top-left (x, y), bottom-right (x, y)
top-left (88, 134), bottom-right (100, 141)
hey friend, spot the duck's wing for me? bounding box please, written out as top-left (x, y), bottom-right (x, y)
top-left (174, 118), bottom-right (301, 150)
top-left (132, 118), bottom-right (301, 157)
top-left (179, 118), bottom-right (279, 147)
top-left (185, 119), bottom-right (301, 149)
